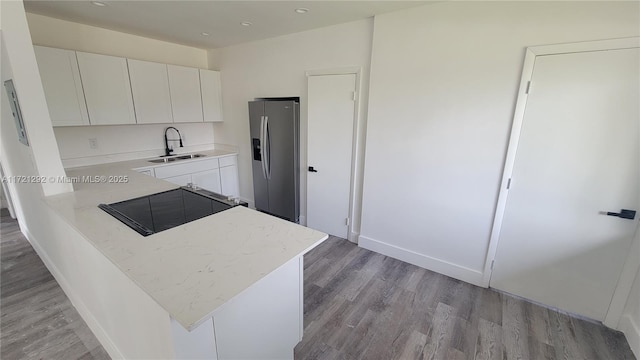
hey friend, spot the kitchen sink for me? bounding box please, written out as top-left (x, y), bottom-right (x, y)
top-left (148, 154), bottom-right (206, 163)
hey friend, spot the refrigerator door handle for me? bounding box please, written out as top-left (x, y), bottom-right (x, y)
top-left (265, 116), bottom-right (271, 180)
top-left (260, 116), bottom-right (268, 179)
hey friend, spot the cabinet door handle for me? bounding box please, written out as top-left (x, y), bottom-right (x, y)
top-left (308, 166), bottom-right (318, 173)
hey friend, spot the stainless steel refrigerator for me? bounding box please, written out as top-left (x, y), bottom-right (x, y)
top-left (249, 99), bottom-right (300, 222)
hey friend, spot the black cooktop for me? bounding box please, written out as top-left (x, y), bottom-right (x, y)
top-left (99, 187), bottom-right (242, 237)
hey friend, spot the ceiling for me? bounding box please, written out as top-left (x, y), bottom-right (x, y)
top-left (24, 1), bottom-right (431, 49)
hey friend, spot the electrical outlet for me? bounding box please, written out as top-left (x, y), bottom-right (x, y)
top-left (89, 138), bottom-right (98, 149)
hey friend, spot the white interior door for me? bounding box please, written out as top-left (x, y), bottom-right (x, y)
top-left (491, 47), bottom-right (639, 321)
top-left (307, 74), bottom-right (357, 239)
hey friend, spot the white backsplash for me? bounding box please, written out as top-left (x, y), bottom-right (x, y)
top-left (55, 122), bottom-right (216, 168)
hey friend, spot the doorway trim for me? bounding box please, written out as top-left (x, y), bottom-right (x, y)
top-left (481, 37), bottom-right (640, 288)
top-left (305, 67), bottom-right (363, 242)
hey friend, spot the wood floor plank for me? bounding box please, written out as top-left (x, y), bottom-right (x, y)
top-left (502, 296), bottom-right (530, 360)
top-left (358, 289), bottom-right (417, 359)
top-left (398, 330), bottom-right (429, 360)
top-left (421, 302), bottom-right (456, 360)
top-left (342, 309), bottom-right (378, 359)
top-left (524, 301), bottom-right (553, 346)
top-left (549, 311), bottom-right (584, 360)
top-left (474, 318), bottom-right (503, 360)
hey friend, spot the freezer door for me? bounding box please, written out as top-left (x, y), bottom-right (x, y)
top-left (265, 101), bottom-right (299, 222)
top-left (249, 101), bottom-right (269, 212)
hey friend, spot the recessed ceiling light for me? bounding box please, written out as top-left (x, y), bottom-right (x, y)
top-left (295, 8), bottom-right (309, 14)
top-left (91, 1), bottom-right (107, 6)
top-left (241, 21), bottom-right (253, 27)
top-left (201, 32), bottom-right (210, 36)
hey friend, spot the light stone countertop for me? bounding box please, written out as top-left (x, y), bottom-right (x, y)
top-left (45, 150), bottom-right (328, 331)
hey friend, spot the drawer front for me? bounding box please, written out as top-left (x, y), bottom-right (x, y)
top-left (154, 158), bottom-right (219, 179)
top-left (162, 174), bottom-right (192, 187)
top-left (219, 155), bottom-right (237, 168)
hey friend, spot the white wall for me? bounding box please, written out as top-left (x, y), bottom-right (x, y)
top-left (360, 1), bottom-right (640, 286)
top-left (1, 3), bottom-right (176, 358)
top-left (1, 6), bottom-right (70, 196)
top-left (208, 19), bottom-right (373, 225)
top-left (26, 13), bottom-right (207, 67)
top-left (26, 13), bottom-right (215, 166)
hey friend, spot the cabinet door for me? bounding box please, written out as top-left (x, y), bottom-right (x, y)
top-left (33, 46), bottom-right (89, 126)
top-left (128, 59), bottom-right (173, 124)
top-left (220, 166), bottom-right (239, 198)
top-left (192, 169), bottom-right (221, 194)
top-left (199, 69), bottom-right (223, 122)
top-left (162, 174), bottom-right (192, 187)
top-left (168, 65), bottom-right (203, 123)
top-left (76, 52), bottom-right (136, 125)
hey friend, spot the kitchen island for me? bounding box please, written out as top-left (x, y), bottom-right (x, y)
top-left (43, 150), bottom-right (327, 359)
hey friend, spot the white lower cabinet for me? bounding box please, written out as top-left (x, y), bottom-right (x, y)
top-left (150, 155), bottom-right (238, 197)
top-left (191, 169), bottom-right (221, 194)
top-left (163, 174), bottom-right (192, 187)
top-left (219, 165), bottom-right (239, 198)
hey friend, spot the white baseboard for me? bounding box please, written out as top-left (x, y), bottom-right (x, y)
top-left (358, 235), bottom-right (485, 287)
top-left (22, 228), bottom-right (124, 360)
top-left (619, 314), bottom-right (640, 359)
top-left (298, 215), bottom-right (306, 226)
top-left (349, 231), bottom-right (359, 244)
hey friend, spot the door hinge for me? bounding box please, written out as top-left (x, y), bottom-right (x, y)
top-left (351, 91), bottom-right (357, 101)
top-left (525, 81), bottom-right (531, 94)
top-left (345, 217), bottom-right (350, 226)
top-left (506, 178), bottom-right (512, 189)
top-left (491, 260), bottom-right (495, 270)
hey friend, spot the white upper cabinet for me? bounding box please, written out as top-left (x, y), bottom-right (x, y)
top-left (168, 65), bottom-right (204, 123)
top-left (128, 59), bottom-right (173, 124)
top-left (33, 46), bottom-right (89, 126)
top-left (199, 69), bottom-right (223, 122)
top-left (76, 51), bottom-right (137, 125)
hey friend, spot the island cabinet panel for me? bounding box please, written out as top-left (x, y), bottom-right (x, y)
top-left (33, 46), bottom-right (90, 126)
top-left (76, 51), bottom-right (137, 125)
top-left (171, 318), bottom-right (217, 360)
top-left (128, 59), bottom-right (173, 124)
top-left (168, 65), bottom-right (204, 123)
top-left (213, 257), bottom-right (302, 360)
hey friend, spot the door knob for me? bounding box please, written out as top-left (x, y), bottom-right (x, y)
top-left (605, 209), bottom-right (636, 220)
top-left (308, 166), bottom-right (318, 173)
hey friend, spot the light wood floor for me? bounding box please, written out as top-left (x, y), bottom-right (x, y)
top-left (1, 209), bottom-right (110, 360)
top-left (1, 209), bottom-right (635, 360)
top-left (294, 236), bottom-right (636, 360)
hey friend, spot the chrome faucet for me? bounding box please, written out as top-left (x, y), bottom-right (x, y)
top-left (164, 127), bottom-right (183, 156)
